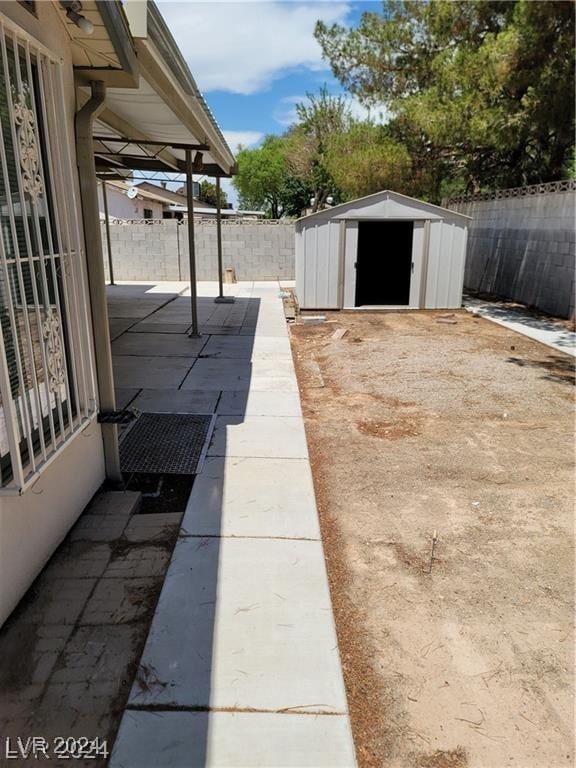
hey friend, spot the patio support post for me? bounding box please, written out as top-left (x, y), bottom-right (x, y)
top-left (214, 175), bottom-right (234, 304)
top-left (76, 81), bottom-right (123, 485)
top-left (185, 149), bottom-right (200, 337)
top-left (101, 180), bottom-right (115, 285)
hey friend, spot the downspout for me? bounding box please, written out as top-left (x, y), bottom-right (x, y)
top-left (75, 81), bottom-right (123, 485)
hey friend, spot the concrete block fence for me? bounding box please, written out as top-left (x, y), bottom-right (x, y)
top-left (102, 220), bottom-right (296, 283)
top-left (449, 182), bottom-right (575, 318)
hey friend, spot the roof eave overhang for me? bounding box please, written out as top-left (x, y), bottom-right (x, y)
top-left (134, 38), bottom-right (235, 176)
top-left (72, 1), bottom-right (139, 88)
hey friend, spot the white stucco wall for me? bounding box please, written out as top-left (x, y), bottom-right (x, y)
top-left (0, 1), bottom-right (105, 626)
top-left (0, 423), bottom-right (104, 625)
top-left (98, 183), bottom-right (165, 220)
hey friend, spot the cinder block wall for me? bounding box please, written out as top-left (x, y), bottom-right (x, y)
top-left (450, 187), bottom-right (575, 318)
top-left (102, 220), bottom-right (295, 282)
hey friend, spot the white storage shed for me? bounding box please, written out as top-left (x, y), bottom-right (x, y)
top-left (295, 190), bottom-right (471, 310)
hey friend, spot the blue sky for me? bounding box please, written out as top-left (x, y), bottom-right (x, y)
top-left (156, 1), bottom-right (381, 203)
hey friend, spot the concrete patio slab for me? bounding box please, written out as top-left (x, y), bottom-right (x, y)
top-left (181, 457), bottom-right (320, 539)
top-left (18, 578), bottom-right (96, 625)
top-left (217, 390), bottom-right (302, 417)
top-left (239, 324), bottom-right (287, 337)
top-left (128, 322), bottom-right (191, 334)
top-left (182, 360), bottom-right (298, 392)
top-left (180, 359), bottom-right (251, 391)
top-left (109, 319), bottom-right (135, 340)
top-left (70, 515), bottom-right (129, 543)
top-left (79, 576), bottom-right (161, 625)
top-left (128, 537), bottom-right (347, 712)
top-left (198, 325), bottom-right (241, 336)
top-left (115, 388), bottom-right (140, 410)
top-left (86, 491), bottom-right (141, 516)
top-left (200, 336), bottom-right (257, 358)
top-left (251, 358), bottom-right (296, 377)
top-left (123, 513), bottom-right (182, 543)
top-left (107, 300), bottom-right (165, 319)
top-left (131, 388), bottom-right (219, 414)
top-left (249, 374), bottom-right (299, 392)
top-left (111, 711), bottom-right (356, 768)
top-left (112, 355), bottom-right (192, 389)
top-left (112, 332), bottom-right (208, 357)
top-left (209, 415), bottom-right (308, 458)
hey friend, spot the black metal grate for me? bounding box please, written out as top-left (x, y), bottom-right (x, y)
top-left (120, 413), bottom-right (214, 475)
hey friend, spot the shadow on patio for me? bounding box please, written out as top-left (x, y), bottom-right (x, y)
top-left (109, 279), bottom-right (260, 766)
top-left (109, 280), bottom-right (352, 767)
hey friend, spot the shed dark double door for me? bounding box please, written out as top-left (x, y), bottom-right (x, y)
top-left (355, 221), bottom-right (414, 306)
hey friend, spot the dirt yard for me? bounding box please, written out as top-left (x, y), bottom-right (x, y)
top-left (289, 310), bottom-right (574, 768)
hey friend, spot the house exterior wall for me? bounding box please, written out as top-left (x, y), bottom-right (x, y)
top-left (449, 186), bottom-right (575, 318)
top-left (98, 183), bottom-right (165, 220)
top-left (296, 197), bottom-right (468, 310)
top-left (0, 2), bottom-right (105, 626)
top-left (101, 220), bottom-right (295, 281)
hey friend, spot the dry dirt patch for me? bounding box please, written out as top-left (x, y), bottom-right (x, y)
top-left (290, 310), bottom-right (574, 768)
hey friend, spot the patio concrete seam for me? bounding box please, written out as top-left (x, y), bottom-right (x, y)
top-left (207, 454), bottom-right (315, 459)
top-left (176, 350), bottom-right (205, 390)
top-left (124, 705), bottom-right (348, 716)
top-left (178, 534), bottom-right (321, 542)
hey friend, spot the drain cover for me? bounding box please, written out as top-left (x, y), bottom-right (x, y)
top-left (119, 412), bottom-right (214, 475)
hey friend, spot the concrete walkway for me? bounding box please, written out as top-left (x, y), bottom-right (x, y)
top-left (465, 297), bottom-right (576, 357)
top-left (108, 282), bottom-right (356, 767)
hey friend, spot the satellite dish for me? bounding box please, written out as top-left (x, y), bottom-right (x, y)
top-left (126, 186), bottom-right (138, 199)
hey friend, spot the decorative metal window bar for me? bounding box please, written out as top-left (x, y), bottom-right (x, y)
top-left (0, 14), bottom-right (97, 493)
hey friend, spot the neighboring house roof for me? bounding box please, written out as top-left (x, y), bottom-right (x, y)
top-left (296, 190), bottom-right (472, 224)
top-left (101, 180), bottom-right (205, 209)
top-left (136, 182), bottom-right (215, 209)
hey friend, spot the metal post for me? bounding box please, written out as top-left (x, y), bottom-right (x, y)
top-left (186, 149), bottom-right (200, 337)
top-left (216, 176), bottom-right (223, 297)
top-left (101, 180), bottom-right (115, 285)
top-left (214, 175), bottom-right (234, 304)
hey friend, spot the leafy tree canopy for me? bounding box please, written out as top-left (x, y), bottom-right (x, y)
top-left (316, 0), bottom-right (575, 194)
top-left (198, 179), bottom-right (228, 208)
top-left (324, 122), bottom-right (412, 199)
top-left (233, 135), bottom-right (288, 218)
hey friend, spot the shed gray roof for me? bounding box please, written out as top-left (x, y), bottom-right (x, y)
top-left (296, 190), bottom-right (471, 224)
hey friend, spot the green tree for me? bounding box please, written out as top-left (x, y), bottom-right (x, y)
top-left (324, 122), bottom-right (412, 199)
top-left (316, 0), bottom-right (575, 196)
top-left (198, 180), bottom-right (227, 208)
top-left (287, 87), bottom-right (351, 211)
top-left (277, 173), bottom-right (315, 218)
top-left (233, 136), bottom-right (288, 218)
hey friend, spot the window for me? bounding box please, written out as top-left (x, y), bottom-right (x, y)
top-left (0, 16), bottom-right (97, 491)
top-left (143, 208), bottom-right (153, 219)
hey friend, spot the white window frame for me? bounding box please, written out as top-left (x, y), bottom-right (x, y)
top-left (0, 13), bottom-right (97, 494)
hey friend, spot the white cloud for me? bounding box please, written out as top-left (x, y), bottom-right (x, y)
top-left (156, 1), bottom-right (351, 94)
top-left (273, 95), bottom-right (305, 127)
top-left (273, 93), bottom-right (390, 128)
top-left (223, 130), bottom-right (264, 152)
top-left (348, 97), bottom-right (390, 124)
top-left (220, 177), bottom-right (238, 208)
